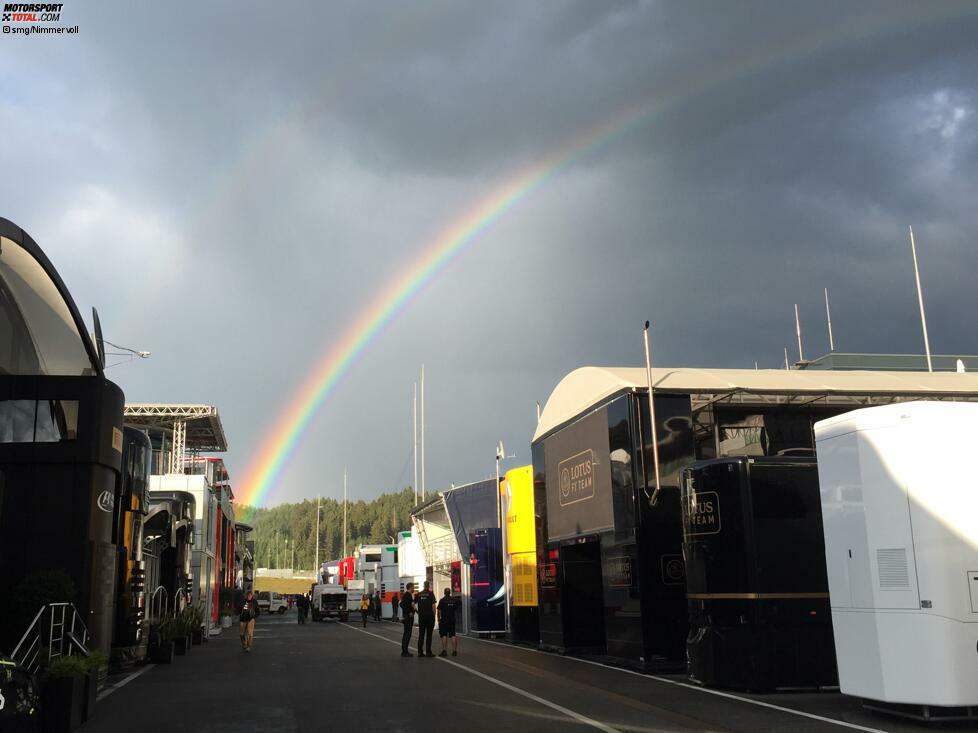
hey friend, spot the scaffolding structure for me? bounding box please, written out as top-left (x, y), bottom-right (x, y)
top-left (124, 403), bottom-right (229, 472)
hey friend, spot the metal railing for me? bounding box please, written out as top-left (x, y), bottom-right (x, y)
top-left (11, 603), bottom-right (90, 674)
top-left (149, 585), bottom-right (169, 622)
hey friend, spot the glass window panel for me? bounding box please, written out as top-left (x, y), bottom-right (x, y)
top-left (34, 399), bottom-right (59, 442)
top-left (0, 236), bottom-right (96, 376)
top-left (0, 400), bottom-right (36, 443)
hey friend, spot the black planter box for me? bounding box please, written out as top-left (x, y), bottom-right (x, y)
top-left (82, 671), bottom-right (98, 722)
top-left (40, 673), bottom-right (84, 733)
top-left (151, 640), bottom-right (174, 664)
top-left (173, 636), bottom-right (188, 656)
top-left (191, 628), bottom-right (204, 645)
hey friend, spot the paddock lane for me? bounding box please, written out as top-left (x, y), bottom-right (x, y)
top-left (85, 612), bottom-right (952, 733)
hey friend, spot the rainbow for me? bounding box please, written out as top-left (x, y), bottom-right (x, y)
top-left (237, 4), bottom-right (972, 509)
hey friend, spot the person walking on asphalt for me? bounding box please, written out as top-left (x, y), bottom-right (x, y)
top-left (374, 591), bottom-right (383, 621)
top-left (400, 583), bottom-right (416, 657)
top-left (359, 594), bottom-right (370, 628)
top-left (416, 581), bottom-right (436, 658)
top-left (390, 590), bottom-right (399, 622)
top-left (238, 589), bottom-right (259, 652)
top-left (437, 588), bottom-right (459, 657)
top-left (296, 593), bottom-right (307, 624)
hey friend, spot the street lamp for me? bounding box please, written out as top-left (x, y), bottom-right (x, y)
top-left (103, 339), bottom-right (151, 368)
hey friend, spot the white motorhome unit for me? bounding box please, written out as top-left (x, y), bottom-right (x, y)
top-left (815, 402), bottom-right (978, 720)
top-left (398, 530), bottom-right (427, 592)
top-left (149, 465), bottom-right (231, 632)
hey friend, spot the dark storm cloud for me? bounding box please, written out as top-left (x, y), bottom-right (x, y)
top-left (2, 1), bottom-right (977, 504)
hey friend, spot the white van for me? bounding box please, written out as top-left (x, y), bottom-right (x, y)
top-left (256, 591), bottom-right (288, 614)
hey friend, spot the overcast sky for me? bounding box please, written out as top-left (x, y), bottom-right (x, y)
top-left (3, 1), bottom-right (978, 506)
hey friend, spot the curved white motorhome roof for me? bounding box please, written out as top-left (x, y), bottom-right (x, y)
top-left (814, 400), bottom-right (978, 442)
top-left (533, 366), bottom-right (978, 443)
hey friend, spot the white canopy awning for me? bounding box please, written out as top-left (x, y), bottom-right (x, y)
top-left (533, 366), bottom-right (978, 442)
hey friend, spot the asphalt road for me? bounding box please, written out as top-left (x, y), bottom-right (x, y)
top-left (84, 611), bottom-right (967, 733)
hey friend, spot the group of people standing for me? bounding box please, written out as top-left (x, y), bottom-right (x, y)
top-left (358, 591), bottom-right (384, 626)
top-left (399, 581), bottom-right (459, 658)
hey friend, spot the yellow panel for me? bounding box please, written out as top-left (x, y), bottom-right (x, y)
top-left (504, 465), bottom-right (536, 555)
top-left (511, 552), bottom-right (538, 607)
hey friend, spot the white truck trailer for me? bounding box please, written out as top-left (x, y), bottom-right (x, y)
top-left (815, 402), bottom-right (978, 720)
top-left (311, 583), bottom-right (348, 622)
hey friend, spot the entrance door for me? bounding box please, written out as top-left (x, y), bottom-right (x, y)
top-left (560, 540), bottom-right (606, 651)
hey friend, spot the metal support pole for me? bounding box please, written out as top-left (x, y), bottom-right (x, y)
top-left (643, 322), bottom-right (663, 506)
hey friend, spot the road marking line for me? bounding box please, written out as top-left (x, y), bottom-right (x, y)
top-left (96, 664), bottom-right (155, 701)
top-left (341, 623), bottom-right (621, 733)
top-left (471, 638), bottom-right (886, 733)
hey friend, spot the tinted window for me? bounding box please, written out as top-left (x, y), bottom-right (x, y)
top-left (0, 399), bottom-right (79, 443)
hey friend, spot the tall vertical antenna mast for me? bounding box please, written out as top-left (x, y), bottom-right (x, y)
top-left (824, 288), bottom-right (835, 352)
top-left (643, 322), bottom-right (663, 507)
top-left (420, 364), bottom-right (426, 501)
top-left (794, 304), bottom-right (804, 362)
top-left (909, 226), bottom-right (933, 372)
top-left (413, 382), bottom-right (418, 505)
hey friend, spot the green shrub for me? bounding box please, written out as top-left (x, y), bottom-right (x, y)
top-left (155, 613), bottom-right (178, 642)
top-left (45, 652), bottom-right (104, 678)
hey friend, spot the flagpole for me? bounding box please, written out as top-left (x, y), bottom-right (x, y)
top-left (794, 304), bottom-right (804, 362)
top-left (909, 226), bottom-right (933, 372)
top-left (315, 495), bottom-right (321, 578)
top-left (343, 469), bottom-right (348, 557)
top-left (824, 288), bottom-right (835, 352)
top-left (413, 382), bottom-right (418, 505)
top-left (420, 364), bottom-right (426, 502)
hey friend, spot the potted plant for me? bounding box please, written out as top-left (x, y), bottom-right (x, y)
top-left (189, 604), bottom-right (205, 644)
top-left (39, 654), bottom-right (86, 733)
top-left (172, 610), bottom-right (190, 656)
top-left (219, 587), bottom-right (236, 628)
top-left (149, 614), bottom-right (176, 664)
top-left (81, 651), bottom-right (107, 723)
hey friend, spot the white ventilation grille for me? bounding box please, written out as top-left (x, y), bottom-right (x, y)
top-left (877, 548), bottom-right (910, 589)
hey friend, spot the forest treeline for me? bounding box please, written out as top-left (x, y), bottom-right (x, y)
top-left (234, 487), bottom-right (416, 571)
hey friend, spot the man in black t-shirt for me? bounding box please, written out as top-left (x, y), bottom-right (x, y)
top-left (415, 581), bottom-right (437, 658)
top-left (399, 584), bottom-right (416, 657)
top-left (390, 590), bottom-right (399, 622)
top-left (437, 588), bottom-right (458, 657)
